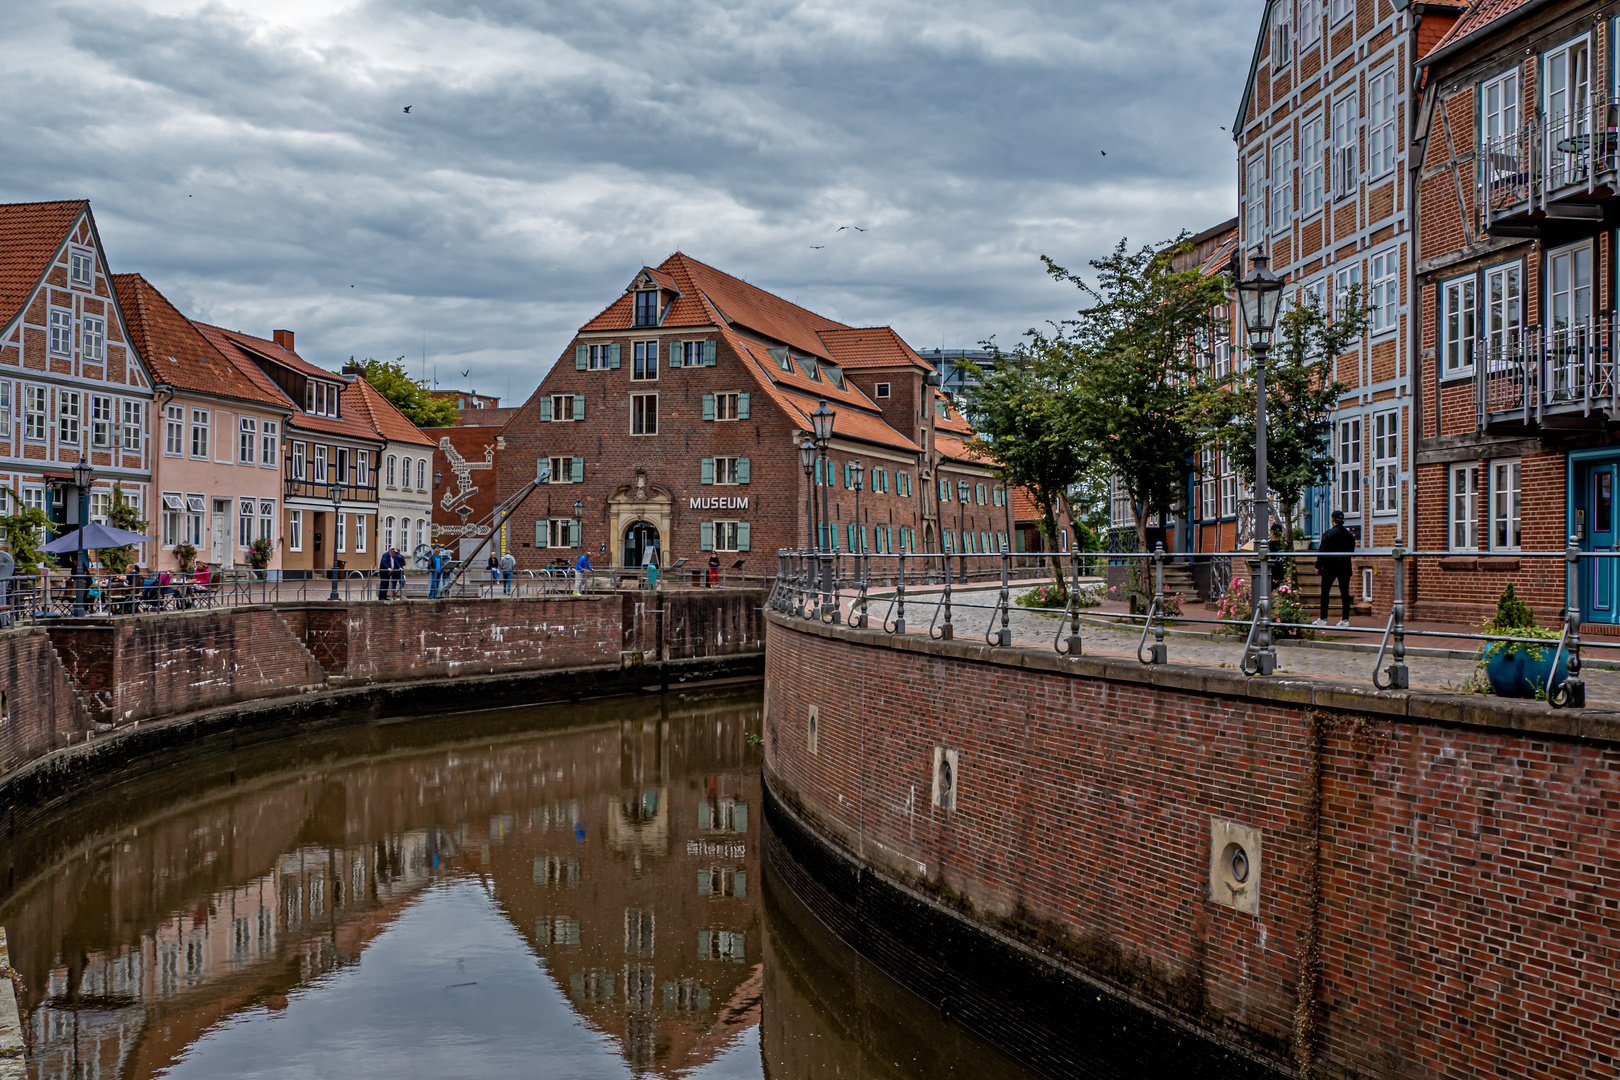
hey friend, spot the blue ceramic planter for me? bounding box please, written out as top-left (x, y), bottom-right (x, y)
top-left (1484, 644), bottom-right (1567, 699)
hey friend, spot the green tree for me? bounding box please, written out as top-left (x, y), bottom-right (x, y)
top-left (97, 483), bottom-right (150, 575)
top-left (1200, 287), bottom-right (1369, 547)
top-left (0, 487), bottom-right (51, 576)
top-left (1047, 237), bottom-right (1231, 558)
top-left (963, 350), bottom-right (1094, 596)
top-left (353, 356), bottom-right (459, 428)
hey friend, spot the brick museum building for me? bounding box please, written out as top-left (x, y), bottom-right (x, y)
top-left (496, 254), bottom-right (1026, 573)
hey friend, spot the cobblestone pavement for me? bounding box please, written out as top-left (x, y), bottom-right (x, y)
top-left (804, 584), bottom-right (1620, 710)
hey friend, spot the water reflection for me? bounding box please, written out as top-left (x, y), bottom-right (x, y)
top-left (0, 687), bottom-right (1033, 1080)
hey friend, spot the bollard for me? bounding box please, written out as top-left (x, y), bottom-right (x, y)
top-left (1066, 552), bottom-right (1083, 655)
top-left (894, 552), bottom-right (907, 634)
top-left (1386, 544), bottom-right (1410, 690)
top-left (941, 555), bottom-right (954, 640)
top-left (1556, 536), bottom-right (1586, 708)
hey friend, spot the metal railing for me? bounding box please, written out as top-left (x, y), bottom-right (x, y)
top-left (1479, 97), bottom-right (1620, 230)
top-left (775, 541), bottom-right (1618, 710)
top-left (1478, 319), bottom-right (1620, 427)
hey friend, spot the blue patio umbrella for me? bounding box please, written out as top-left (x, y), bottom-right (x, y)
top-left (39, 523), bottom-right (158, 554)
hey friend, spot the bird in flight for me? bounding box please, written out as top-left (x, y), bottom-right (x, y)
top-left (837, 225), bottom-right (866, 232)
top-left (461, 369), bottom-right (471, 379)
top-left (810, 245), bottom-right (825, 249)
top-left (1100, 150), bottom-right (1107, 156)
top-left (403, 105), bottom-right (413, 113)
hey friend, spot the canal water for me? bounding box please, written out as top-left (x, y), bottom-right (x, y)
top-left (0, 686), bottom-right (1037, 1080)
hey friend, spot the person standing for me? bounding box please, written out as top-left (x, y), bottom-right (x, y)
top-left (1313, 510), bottom-right (1355, 628)
top-left (642, 543), bottom-right (659, 590)
top-left (499, 551), bottom-right (516, 595)
top-left (428, 545), bottom-right (446, 599)
top-left (707, 552), bottom-right (720, 588)
top-left (486, 552), bottom-right (500, 597)
top-left (377, 549), bottom-right (393, 600)
top-left (573, 549), bottom-right (591, 595)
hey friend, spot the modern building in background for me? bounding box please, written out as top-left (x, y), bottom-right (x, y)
top-left (918, 348), bottom-right (997, 398)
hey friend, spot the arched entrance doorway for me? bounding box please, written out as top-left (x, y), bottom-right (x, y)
top-left (623, 521), bottom-right (660, 570)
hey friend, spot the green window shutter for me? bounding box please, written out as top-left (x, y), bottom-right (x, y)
top-left (574, 393), bottom-right (586, 419)
top-left (670, 341), bottom-right (682, 368)
top-left (733, 804), bottom-right (747, 831)
top-left (698, 801), bottom-right (711, 828)
top-left (736, 457), bottom-right (750, 484)
top-left (830, 526), bottom-right (839, 552)
top-left (701, 457), bottom-right (714, 484)
top-left (535, 520), bottom-right (548, 547)
top-left (540, 396), bottom-right (552, 421)
top-left (846, 524), bottom-right (854, 549)
top-left (698, 870), bottom-right (711, 895)
top-left (609, 343), bottom-right (621, 369)
top-left (571, 456), bottom-right (584, 483)
top-left (698, 930), bottom-right (711, 955)
top-left (733, 870), bottom-right (746, 897)
top-left (702, 394), bottom-right (715, 421)
top-left (843, 463), bottom-right (850, 488)
top-left (737, 522), bottom-right (750, 551)
top-left (704, 341), bottom-right (717, 366)
top-left (575, 344), bottom-right (587, 370)
top-left (700, 522), bottom-right (714, 550)
top-left (737, 393), bottom-right (750, 419)
top-left (1016, 530), bottom-right (1026, 553)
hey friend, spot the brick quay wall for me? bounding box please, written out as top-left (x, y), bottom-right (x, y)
top-left (762, 610), bottom-right (1620, 1080)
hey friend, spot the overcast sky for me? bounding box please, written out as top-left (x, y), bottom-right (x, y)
top-left (2, 0), bottom-right (1259, 405)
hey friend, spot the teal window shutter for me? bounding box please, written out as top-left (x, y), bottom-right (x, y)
top-left (830, 526), bottom-right (839, 552)
top-left (574, 394), bottom-right (586, 419)
top-left (698, 870), bottom-right (711, 895)
top-left (733, 870), bottom-right (746, 897)
top-left (575, 344), bottom-right (587, 370)
top-left (702, 394), bottom-right (715, 420)
top-left (535, 520), bottom-right (548, 547)
top-left (737, 522), bottom-right (750, 551)
top-left (736, 457), bottom-right (750, 484)
top-left (733, 805), bottom-right (747, 831)
top-left (571, 456), bottom-right (584, 483)
top-left (670, 341), bottom-right (682, 368)
top-left (701, 522), bottom-right (714, 550)
top-left (846, 524), bottom-right (854, 550)
top-left (701, 457), bottom-right (714, 484)
top-left (737, 393), bottom-right (750, 419)
top-left (704, 341), bottom-right (717, 366)
top-left (609, 343), bottom-right (621, 369)
top-left (540, 396), bottom-right (552, 421)
top-left (698, 801), bottom-right (711, 828)
top-left (861, 525), bottom-right (868, 552)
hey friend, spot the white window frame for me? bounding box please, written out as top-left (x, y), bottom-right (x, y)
top-left (1271, 0), bottom-right (1292, 68)
top-left (416, 458), bottom-right (426, 490)
top-left (1441, 273), bottom-right (1476, 376)
top-left (123, 400), bottom-right (141, 452)
top-left (82, 316), bottom-right (104, 362)
top-left (631, 392), bottom-right (658, 436)
top-left (1300, 116), bottom-right (1325, 216)
top-left (1450, 464), bottom-right (1479, 551)
top-left (1300, 0), bottom-right (1322, 48)
top-left (1372, 409), bottom-right (1399, 516)
top-left (1366, 67), bottom-right (1398, 179)
top-left (1329, 0), bottom-right (1352, 25)
top-left (185, 494), bottom-right (205, 547)
top-left (190, 408), bottom-right (209, 459)
top-left (238, 498), bottom-right (255, 549)
top-left (336, 512), bottom-right (347, 553)
top-left (1334, 262), bottom-right (1362, 320)
top-left (1484, 260), bottom-right (1523, 367)
top-left (69, 252), bottom-right (92, 286)
top-left (1332, 93), bottom-right (1359, 198)
top-left (48, 309), bottom-right (72, 357)
top-left (1369, 247), bottom-right (1399, 336)
top-left (1270, 135), bottom-right (1293, 232)
top-left (59, 391), bottom-right (81, 446)
top-left (355, 514), bottom-right (366, 554)
top-left (289, 509), bottom-right (303, 552)
top-left (239, 416), bottom-right (256, 464)
top-left (386, 454), bottom-right (397, 488)
top-left (1481, 69), bottom-right (1521, 183)
top-left (292, 441), bottom-right (306, 480)
top-left (1245, 155), bottom-right (1267, 238)
top-left (384, 516), bottom-right (395, 550)
top-left (313, 444), bottom-right (327, 483)
top-left (1490, 458), bottom-right (1521, 551)
top-left (589, 344), bottom-right (613, 370)
top-left (1337, 416), bottom-right (1362, 517)
top-left (161, 492), bottom-right (183, 547)
top-left (260, 420), bottom-right (278, 467)
top-left (90, 395), bottom-right (113, 448)
top-left (259, 499), bottom-right (275, 543)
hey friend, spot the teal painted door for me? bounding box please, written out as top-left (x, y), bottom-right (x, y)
top-left (1584, 463), bottom-right (1619, 622)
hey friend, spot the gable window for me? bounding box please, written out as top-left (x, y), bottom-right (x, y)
top-left (49, 310), bottom-right (72, 356)
top-left (261, 420), bottom-right (278, 465)
top-left (1300, 0), bottom-right (1321, 48)
top-left (1441, 274), bottom-right (1476, 375)
top-left (631, 393), bottom-right (658, 435)
top-left (59, 391), bottom-right (81, 445)
top-left (82, 316), bottom-right (104, 362)
top-left (633, 341), bottom-right (659, 380)
top-left (91, 395), bottom-right (113, 447)
top-left (123, 401), bottom-right (142, 452)
top-left (1370, 248), bottom-right (1399, 335)
top-left (634, 290), bottom-right (659, 327)
top-left (190, 408), bottom-right (208, 458)
top-left (1270, 0), bottom-right (1292, 67)
top-left (1332, 93), bottom-right (1359, 197)
top-left (1372, 410), bottom-right (1399, 515)
top-left (1450, 464), bottom-right (1478, 550)
top-left (1245, 156), bottom-right (1266, 238)
top-left (1337, 416), bottom-right (1362, 517)
top-left (70, 252), bottom-right (92, 286)
top-left (1491, 459), bottom-right (1521, 550)
top-left (164, 404), bottom-right (184, 454)
top-left (1481, 69), bottom-right (1520, 181)
top-left (239, 416), bottom-right (256, 464)
top-left (1366, 68), bottom-right (1398, 178)
top-left (1270, 136), bottom-right (1293, 232)
top-left (1300, 117), bottom-right (1325, 216)
top-left (875, 382), bottom-right (891, 398)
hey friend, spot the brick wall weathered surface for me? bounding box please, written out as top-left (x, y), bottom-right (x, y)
top-left (763, 613), bottom-right (1620, 1079)
top-left (338, 598), bottom-right (624, 682)
top-left (0, 629), bottom-right (87, 774)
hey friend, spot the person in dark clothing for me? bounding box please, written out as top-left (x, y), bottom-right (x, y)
top-left (1315, 510), bottom-right (1355, 626)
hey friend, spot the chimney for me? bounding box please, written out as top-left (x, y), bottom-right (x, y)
top-left (343, 363), bottom-right (365, 377)
top-left (272, 329), bottom-right (295, 351)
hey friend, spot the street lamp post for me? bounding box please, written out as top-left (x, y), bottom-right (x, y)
top-left (574, 499), bottom-right (584, 589)
top-left (71, 455), bottom-right (93, 616)
top-left (957, 480), bottom-right (970, 584)
top-left (1236, 247), bottom-right (1287, 676)
top-left (810, 399), bottom-right (836, 619)
top-left (850, 459), bottom-right (865, 627)
top-left (327, 478), bottom-right (343, 600)
top-left (800, 436), bottom-right (817, 614)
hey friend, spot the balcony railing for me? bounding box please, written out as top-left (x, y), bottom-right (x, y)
top-left (1480, 99), bottom-right (1620, 233)
top-left (1477, 319), bottom-right (1620, 430)
top-left (283, 478), bottom-right (379, 502)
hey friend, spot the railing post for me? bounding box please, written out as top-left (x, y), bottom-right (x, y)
top-left (1557, 535), bottom-right (1587, 708)
top-left (1066, 552), bottom-right (1083, 656)
top-left (1386, 544), bottom-right (1409, 690)
top-left (1147, 544), bottom-right (1167, 664)
top-left (941, 555), bottom-right (954, 640)
top-left (856, 549), bottom-right (870, 629)
top-left (992, 546), bottom-right (1012, 646)
top-left (894, 552), bottom-right (907, 633)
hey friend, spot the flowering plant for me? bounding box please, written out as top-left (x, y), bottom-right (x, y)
top-left (1215, 576), bottom-right (1309, 635)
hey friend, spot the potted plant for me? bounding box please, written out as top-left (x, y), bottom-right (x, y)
top-left (174, 542), bottom-right (197, 576)
top-left (247, 537), bottom-right (273, 579)
top-left (1479, 583), bottom-right (1565, 698)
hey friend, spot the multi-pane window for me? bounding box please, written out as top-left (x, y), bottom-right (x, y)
top-left (1199, 448), bottom-right (1218, 520)
top-left (1370, 248), bottom-right (1398, 334)
top-left (357, 451), bottom-right (370, 486)
top-left (1270, 136), bottom-right (1293, 231)
top-left (713, 457), bottom-right (741, 485)
top-left (162, 493), bottom-right (183, 547)
top-left (306, 381), bottom-right (338, 418)
top-left (1491, 459), bottom-right (1521, 550)
top-left (384, 516), bottom-right (395, 549)
top-left (535, 519), bottom-right (578, 548)
top-left (634, 290), bottom-right (659, 327)
top-left (682, 341), bottom-right (715, 366)
top-left (1372, 410), bottom-right (1399, 515)
top-left (1300, 0), bottom-right (1322, 47)
top-left (164, 404), bottom-right (184, 454)
top-left (59, 391), bottom-right (80, 445)
top-left (1270, 0), bottom-right (1292, 67)
top-left (259, 500), bottom-right (275, 543)
top-left (1300, 118), bottom-right (1325, 216)
top-left (355, 514), bottom-right (366, 553)
top-left (1481, 69), bottom-right (1520, 177)
top-left (399, 456), bottom-right (413, 489)
top-left (1245, 156), bottom-right (1266, 238)
top-left (123, 401), bottom-right (141, 451)
top-left (1366, 68), bottom-right (1397, 178)
top-left (1484, 262), bottom-right (1522, 364)
top-left (336, 513), bottom-right (347, 553)
top-left (632, 341), bottom-right (658, 380)
top-left (417, 458), bottom-right (426, 489)
top-left (1450, 464), bottom-right (1478, 550)
top-left (190, 409), bottom-right (209, 457)
top-left (261, 420), bottom-right (278, 466)
top-left (49, 309), bottom-right (72, 356)
top-left (291, 441), bottom-right (306, 480)
top-left (185, 495), bottom-right (205, 546)
top-left (314, 444), bottom-right (327, 483)
top-left (1337, 417), bottom-right (1362, 516)
top-left (386, 455), bottom-right (397, 487)
top-left (547, 456), bottom-right (573, 483)
top-left (1221, 453), bottom-right (1237, 518)
top-left (588, 344), bottom-right (615, 370)
top-left (1442, 275), bottom-right (1476, 374)
top-left (548, 394), bottom-right (576, 421)
top-left (1334, 263), bottom-right (1362, 320)
top-left (89, 491), bottom-right (111, 525)
top-left (631, 393), bottom-right (658, 435)
top-left (24, 386), bottom-right (45, 441)
top-left (714, 392), bottom-right (740, 421)
top-left (70, 252), bottom-right (92, 285)
top-left (82, 316), bottom-right (104, 362)
top-left (1332, 94), bottom-right (1359, 196)
top-left (289, 509), bottom-right (303, 551)
top-left (712, 520), bottom-right (743, 551)
top-left (239, 417), bottom-right (256, 464)
top-left (239, 498), bottom-right (255, 548)
top-left (1329, 0), bottom-right (1352, 23)
top-left (90, 395), bottom-right (112, 447)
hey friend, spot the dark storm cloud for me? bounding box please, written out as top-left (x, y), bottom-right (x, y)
top-left (0, 0), bottom-right (1258, 401)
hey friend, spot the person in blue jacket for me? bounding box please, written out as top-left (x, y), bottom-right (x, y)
top-left (573, 550), bottom-right (590, 596)
top-left (428, 545), bottom-right (447, 599)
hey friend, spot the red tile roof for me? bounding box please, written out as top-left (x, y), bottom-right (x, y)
top-left (345, 376), bottom-right (436, 446)
top-left (933, 390), bottom-right (974, 435)
top-left (934, 431), bottom-right (989, 466)
top-left (0, 200), bottom-right (89, 332)
top-left (112, 275), bottom-right (288, 409)
top-left (816, 326), bottom-right (932, 371)
top-left (193, 322), bottom-right (383, 444)
top-left (643, 267), bottom-right (680, 293)
top-left (1420, 0), bottom-right (1533, 65)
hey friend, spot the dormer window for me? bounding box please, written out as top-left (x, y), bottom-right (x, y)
top-left (634, 290), bottom-right (660, 327)
top-left (822, 365), bottom-right (845, 389)
top-left (769, 347), bottom-right (791, 371)
top-left (305, 380), bottom-right (339, 418)
top-left (799, 357), bottom-right (820, 381)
